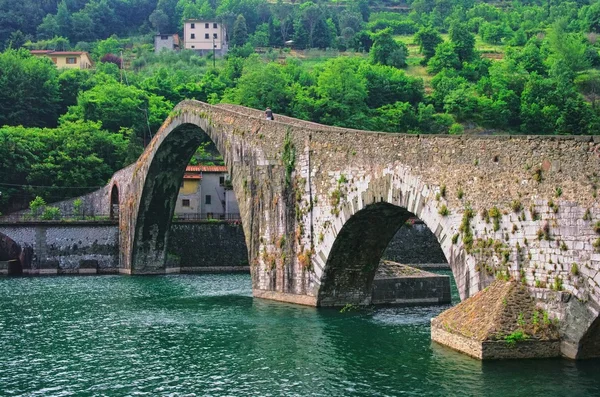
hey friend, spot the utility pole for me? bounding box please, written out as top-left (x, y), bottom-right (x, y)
top-left (212, 37), bottom-right (216, 68)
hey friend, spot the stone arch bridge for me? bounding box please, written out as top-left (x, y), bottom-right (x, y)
top-left (65, 100), bottom-right (599, 358)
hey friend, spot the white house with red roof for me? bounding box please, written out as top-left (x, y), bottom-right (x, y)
top-left (174, 165), bottom-right (239, 220)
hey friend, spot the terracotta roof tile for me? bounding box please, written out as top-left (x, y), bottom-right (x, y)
top-left (186, 165), bottom-right (228, 173)
top-left (30, 50), bottom-right (88, 56)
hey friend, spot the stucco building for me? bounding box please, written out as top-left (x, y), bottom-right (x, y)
top-left (174, 165), bottom-right (239, 219)
top-left (30, 50), bottom-right (93, 69)
top-left (154, 34), bottom-right (181, 54)
top-left (183, 20), bottom-right (228, 56)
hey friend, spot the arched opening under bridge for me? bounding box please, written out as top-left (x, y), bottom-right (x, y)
top-left (318, 202), bottom-right (456, 307)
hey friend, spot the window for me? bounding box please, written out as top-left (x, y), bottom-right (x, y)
top-left (161, 35), bottom-right (168, 40)
top-left (66, 57), bottom-right (77, 64)
top-left (213, 33), bottom-right (218, 39)
top-left (219, 176), bottom-right (225, 186)
top-left (182, 199), bottom-right (190, 207)
top-left (191, 45), bottom-right (195, 48)
top-left (205, 195), bottom-right (212, 205)
top-left (205, 23), bottom-right (209, 28)
top-left (191, 33), bottom-right (195, 39)
top-left (191, 23), bottom-right (195, 29)
top-left (205, 33), bottom-right (209, 39)
top-left (213, 23), bottom-right (217, 28)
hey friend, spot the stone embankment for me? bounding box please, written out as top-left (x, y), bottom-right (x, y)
top-left (372, 261), bottom-right (451, 305)
top-left (431, 280), bottom-right (560, 359)
top-left (0, 221), bottom-right (248, 274)
top-left (0, 219), bottom-right (445, 275)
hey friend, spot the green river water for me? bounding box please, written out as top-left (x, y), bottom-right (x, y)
top-left (1, 273), bottom-right (599, 396)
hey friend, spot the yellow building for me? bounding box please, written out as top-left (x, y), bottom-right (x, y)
top-left (30, 50), bottom-right (93, 69)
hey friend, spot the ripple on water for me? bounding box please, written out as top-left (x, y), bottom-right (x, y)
top-left (0, 274), bottom-right (599, 397)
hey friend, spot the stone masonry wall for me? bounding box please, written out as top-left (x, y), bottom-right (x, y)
top-left (210, 103), bottom-right (599, 303)
top-left (383, 223), bottom-right (448, 265)
top-left (0, 223), bottom-right (119, 273)
top-left (168, 222), bottom-right (248, 270)
top-left (0, 222), bottom-right (248, 273)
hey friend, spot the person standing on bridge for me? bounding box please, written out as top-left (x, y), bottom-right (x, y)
top-left (265, 107), bottom-right (274, 121)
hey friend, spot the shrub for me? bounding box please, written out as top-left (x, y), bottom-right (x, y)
top-left (504, 330), bottom-right (529, 347)
top-left (29, 196), bottom-right (47, 218)
top-left (488, 206), bottom-right (501, 231)
top-left (449, 123), bottom-right (464, 135)
top-left (41, 206), bottom-right (60, 220)
top-left (451, 233), bottom-right (459, 244)
top-left (100, 53), bottom-right (122, 68)
top-left (510, 200), bottom-right (522, 213)
top-left (571, 263), bottom-right (579, 275)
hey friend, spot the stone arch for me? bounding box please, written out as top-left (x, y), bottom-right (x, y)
top-left (575, 314), bottom-right (600, 359)
top-left (121, 105), bottom-right (257, 274)
top-left (0, 232), bottom-right (23, 275)
top-left (110, 184), bottom-right (120, 220)
top-left (314, 172), bottom-right (475, 307)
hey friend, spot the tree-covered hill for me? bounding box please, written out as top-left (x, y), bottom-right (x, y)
top-left (2, 0), bottom-right (600, 214)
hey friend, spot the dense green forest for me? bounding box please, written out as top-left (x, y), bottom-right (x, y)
top-left (1, 0), bottom-right (600, 213)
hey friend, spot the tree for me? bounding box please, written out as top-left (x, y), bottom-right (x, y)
top-left (93, 35), bottom-right (122, 60)
top-left (427, 42), bottom-right (460, 74)
top-left (57, 68), bottom-right (95, 115)
top-left (232, 14), bottom-right (248, 46)
top-left (299, 2), bottom-right (323, 49)
top-left (71, 12), bottom-right (95, 42)
top-left (479, 22), bottom-right (509, 44)
top-left (273, 1), bottom-right (294, 44)
top-left (6, 30), bottom-right (27, 49)
top-left (222, 59), bottom-right (292, 113)
top-left (449, 22), bottom-right (475, 63)
top-left (359, 63), bottom-right (424, 108)
top-left (28, 121), bottom-right (131, 196)
top-left (506, 41), bottom-right (546, 75)
top-left (0, 121), bottom-right (131, 211)
top-left (547, 19), bottom-right (590, 73)
top-left (149, 9), bottom-right (171, 33)
top-left (430, 69), bottom-right (468, 109)
top-left (37, 15), bottom-right (61, 40)
top-left (0, 49), bottom-right (60, 128)
top-left (62, 82), bottom-right (172, 141)
top-left (357, 0), bottom-right (370, 22)
top-left (414, 26), bottom-right (442, 64)
top-left (370, 29), bottom-right (408, 68)
top-left (55, 1), bottom-right (72, 39)
top-left (314, 57), bottom-right (369, 127)
top-left (586, 1), bottom-right (600, 33)
top-left (374, 101), bottom-right (418, 133)
top-left (249, 23), bottom-right (270, 47)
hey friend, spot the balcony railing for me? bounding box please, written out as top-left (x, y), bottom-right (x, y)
top-left (172, 213), bottom-right (241, 223)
